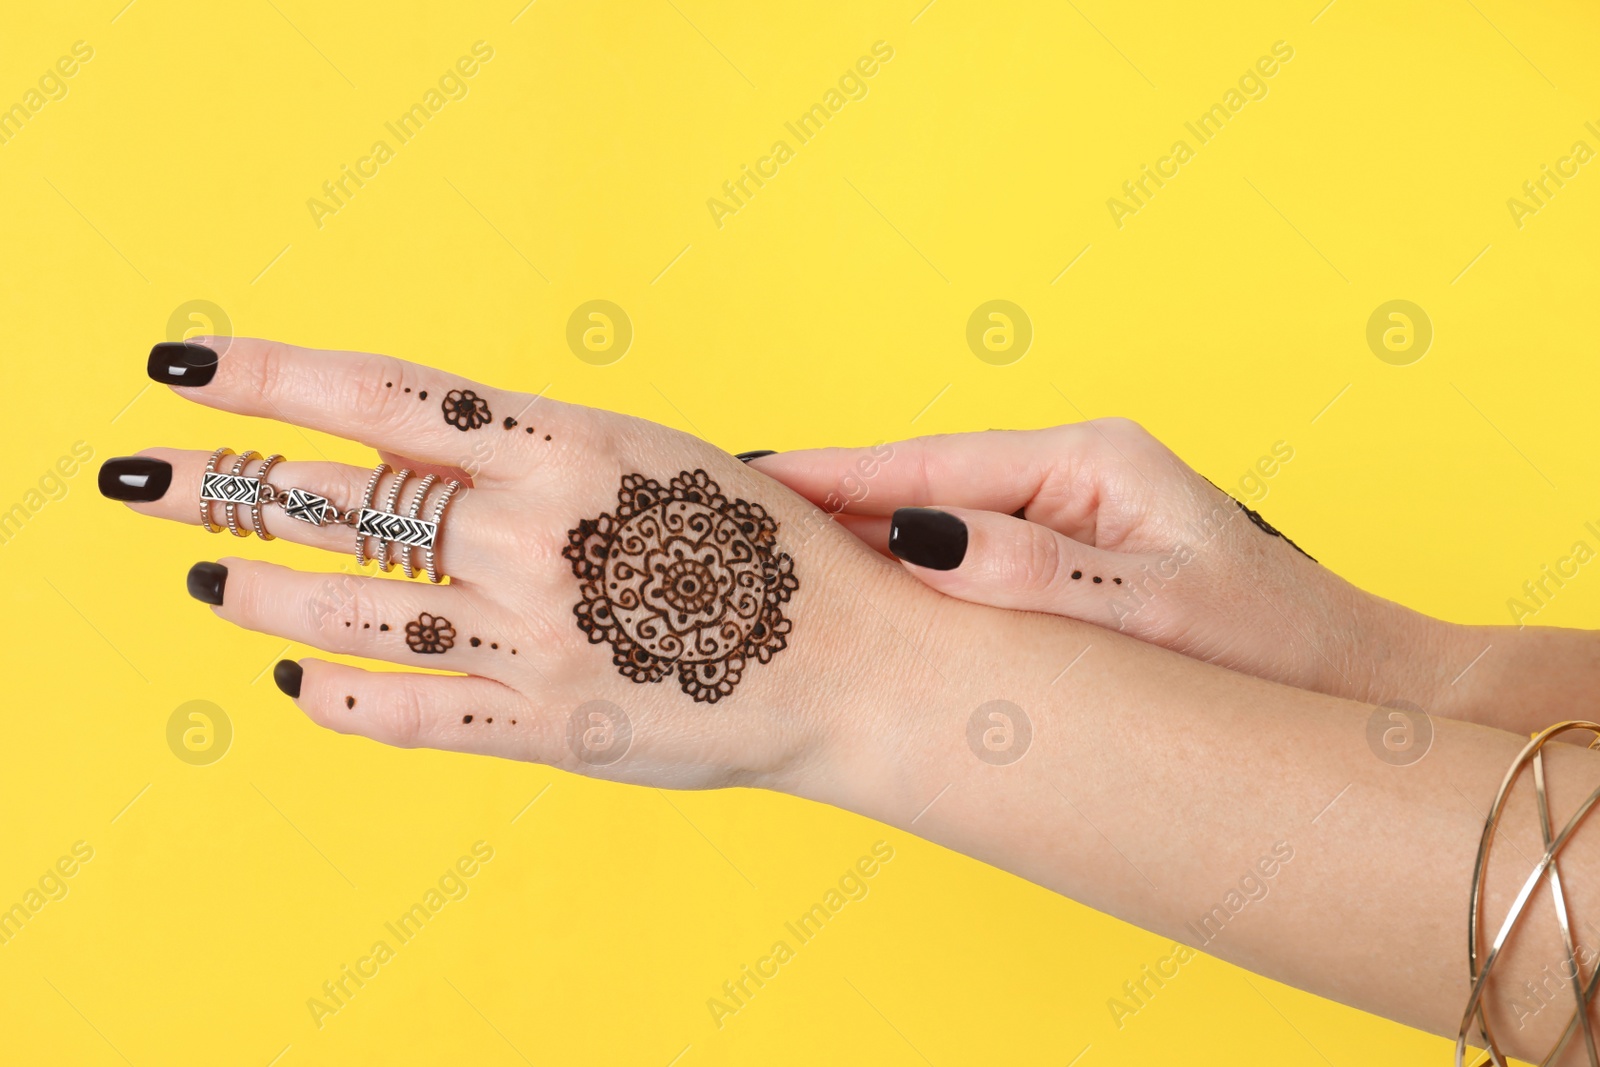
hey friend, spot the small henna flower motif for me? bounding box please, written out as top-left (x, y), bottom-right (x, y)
top-left (441, 389), bottom-right (492, 431)
top-left (406, 613), bottom-right (456, 655)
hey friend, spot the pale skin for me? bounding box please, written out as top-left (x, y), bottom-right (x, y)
top-left (109, 339), bottom-right (1600, 1062)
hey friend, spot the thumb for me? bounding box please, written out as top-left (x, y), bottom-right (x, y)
top-left (888, 506), bottom-right (1155, 621)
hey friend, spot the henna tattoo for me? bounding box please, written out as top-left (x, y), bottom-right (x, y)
top-left (379, 623), bottom-right (390, 631)
top-left (345, 696), bottom-right (356, 709)
top-left (470, 637), bottom-right (481, 647)
top-left (503, 417), bottom-right (518, 430)
top-left (406, 613), bottom-right (456, 655)
top-left (1234, 499), bottom-right (1317, 562)
top-left (463, 715), bottom-right (472, 723)
top-left (441, 389), bottom-right (492, 431)
top-left (565, 469), bottom-right (798, 704)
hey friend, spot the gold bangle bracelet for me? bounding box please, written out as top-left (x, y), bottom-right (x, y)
top-left (1458, 720), bottom-right (1600, 1067)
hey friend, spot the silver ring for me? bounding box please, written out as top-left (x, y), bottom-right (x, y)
top-left (200, 447), bottom-right (234, 533)
top-left (196, 449), bottom-right (463, 582)
top-left (374, 468), bottom-right (413, 572)
top-left (401, 474), bottom-right (438, 579)
top-left (250, 454), bottom-right (285, 540)
top-left (425, 480), bottom-right (462, 584)
top-left (355, 463), bottom-right (389, 568)
top-left (224, 451), bottom-right (261, 538)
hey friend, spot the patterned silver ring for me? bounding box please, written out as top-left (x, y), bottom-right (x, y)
top-left (223, 451), bottom-right (261, 539)
top-left (355, 463), bottom-right (389, 569)
top-left (197, 449), bottom-right (463, 582)
top-left (200, 447), bottom-right (234, 533)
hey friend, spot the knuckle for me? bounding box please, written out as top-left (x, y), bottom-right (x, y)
top-left (247, 341), bottom-right (293, 403)
top-left (1092, 416), bottom-right (1150, 442)
top-left (350, 354), bottom-right (410, 430)
top-left (994, 521), bottom-right (1065, 593)
top-left (380, 686), bottom-right (426, 749)
top-left (302, 577), bottom-right (376, 644)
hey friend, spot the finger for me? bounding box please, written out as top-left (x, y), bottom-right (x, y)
top-left (199, 557), bottom-right (525, 676)
top-left (278, 658), bottom-right (542, 757)
top-left (886, 506), bottom-right (1159, 619)
top-left (148, 337), bottom-right (559, 483)
top-left (107, 448), bottom-right (491, 582)
top-left (749, 422), bottom-right (1170, 545)
top-left (833, 512), bottom-right (894, 558)
top-left (747, 430), bottom-right (1060, 516)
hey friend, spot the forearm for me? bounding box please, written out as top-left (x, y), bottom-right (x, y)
top-left (1420, 620), bottom-right (1600, 737)
top-left (1294, 574), bottom-right (1600, 740)
top-left (795, 572), bottom-right (1600, 1061)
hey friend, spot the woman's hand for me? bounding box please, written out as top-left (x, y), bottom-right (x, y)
top-left (104, 337), bottom-right (928, 794)
top-left (746, 422), bottom-right (1459, 709)
top-left (101, 345), bottom-right (1600, 1060)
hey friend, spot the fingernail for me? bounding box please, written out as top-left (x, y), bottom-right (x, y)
top-left (98, 457), bottom-right (172, 501)
top-left (148, 341), bottom-right (218, 386)
top-left (735, 450), bottom-right (777, 462)
top-left (889, 508), bottom-right (968, 571)
top-left (186, 561), bottom-right (228, 605)
top-left (273, 660), bottom-right (303, 699)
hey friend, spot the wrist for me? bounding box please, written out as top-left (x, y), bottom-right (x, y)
top-left (1314, 584), bottom-right (1465, 710)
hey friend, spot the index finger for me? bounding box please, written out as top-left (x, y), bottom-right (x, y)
top-left (148, 337), bottom-right (558, 484)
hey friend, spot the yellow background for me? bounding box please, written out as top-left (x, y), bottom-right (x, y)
top-left (3, 0), bottom-right (1597, 1063)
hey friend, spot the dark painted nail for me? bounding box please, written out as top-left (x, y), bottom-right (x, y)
top-left (889, 508), bottom-right (968, 571)
top-left (99, 457), bottom-right (172, 501)
top-left (735, 450), bottom-right (777, 463)
top-left (148, 341), bottom-right (219, 386)
top-left (186, 561), bottom-right (228, 605)
top-left (273, 660), bottom-right (303, 699)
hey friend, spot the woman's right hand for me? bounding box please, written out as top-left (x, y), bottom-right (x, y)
top-left (746, 421), bottom-right (1461, 710)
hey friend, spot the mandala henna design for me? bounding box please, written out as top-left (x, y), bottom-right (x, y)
top-left (441, 389), bottom-right (492, 431)
top-left (564, 469), bottom-right (798, 703)
top-left (406, 613), bottom-right (456, 655)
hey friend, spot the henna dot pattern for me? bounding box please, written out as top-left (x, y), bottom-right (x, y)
top-left (441, 388), bottom-right (492, 431)
top-left (565, 469), bottom-right (798, 703)
top-left (406, 613), bottom-right (456, 655)
top-left (379, 623), bottom-right (390, 632)
top-left (470, 637), bottom-right (482, 648)
top-left (1093, 576), bottom-right (1103, 583)
top-left (419, 390), bottom-right (428, 400)
top-left (1071, 570), bottom-right (1083, 580)
top-left (463, 715), bottom-right (473, 724)
top-left (345, 696), bottom-right (356, 709)
top-left (503, 417), bottom-right (518, 430)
